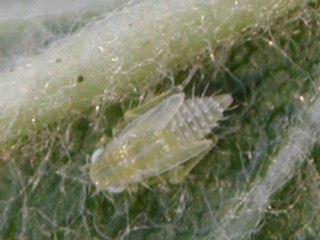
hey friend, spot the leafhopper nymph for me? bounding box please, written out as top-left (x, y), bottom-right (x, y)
top-left (89, 91), bottom-right (232, 193)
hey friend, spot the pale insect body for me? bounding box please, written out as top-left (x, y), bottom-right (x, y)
top-left (90, 92), bottom-right (232, 193)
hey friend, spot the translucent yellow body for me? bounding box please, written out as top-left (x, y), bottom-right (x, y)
top-left (89, 93), bottom-right (232, 192)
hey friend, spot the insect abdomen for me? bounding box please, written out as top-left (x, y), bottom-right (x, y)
top-left (168, 94), bottom-right (232, 142)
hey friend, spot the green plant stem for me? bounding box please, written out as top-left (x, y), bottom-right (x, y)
top-left (0, 0), bottom-right (309, 144)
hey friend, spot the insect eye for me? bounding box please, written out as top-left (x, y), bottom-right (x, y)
top-left (91, 148), bottom-right (104, 163)
top-left (107, 183), bottom-right (127, 193)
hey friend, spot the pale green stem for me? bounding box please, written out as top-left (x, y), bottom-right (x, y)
top-left (0, 0), bottom-right (309, 144)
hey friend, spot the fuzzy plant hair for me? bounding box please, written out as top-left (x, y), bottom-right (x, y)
top-left (0, 0), bottom-right (320, 239)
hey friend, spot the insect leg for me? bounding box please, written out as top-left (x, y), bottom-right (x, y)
top-left (168, 139), bottom-right (213, 184)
